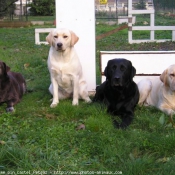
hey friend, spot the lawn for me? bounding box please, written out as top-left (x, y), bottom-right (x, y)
top-left (0, 20), bottom-right (175, 174)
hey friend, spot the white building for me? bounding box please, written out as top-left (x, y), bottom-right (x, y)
top-left (14, 0), bottom-right (32, 15)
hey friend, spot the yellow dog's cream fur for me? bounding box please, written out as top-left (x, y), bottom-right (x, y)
top-left (46, 28), bottom-right (91, 108)
top-left (138, 64), bottom-right (175, 116)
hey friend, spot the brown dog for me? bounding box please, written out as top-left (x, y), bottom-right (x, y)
top-left (0, 61), bottom-right (26, 112)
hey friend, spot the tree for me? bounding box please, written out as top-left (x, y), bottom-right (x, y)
top-left (153, 0), bottom-right (175, 11)
top-left (0, 0), bottom-right (17, 17)
top-left (135, 0), bottom-right (146, 10)
top-left (28, 0), bottom-right (55, 16)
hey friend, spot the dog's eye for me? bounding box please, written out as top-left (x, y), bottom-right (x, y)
top-left (112, 65), bottom-right (117, 70)
top-left (54, 36), bottom-right (58, 38)
top-left (63, 36), bottom-right (68, 38)
top-left (120, 65), bottom-right (126, 71)
top-left (170, 73), bottom-right (175, 77)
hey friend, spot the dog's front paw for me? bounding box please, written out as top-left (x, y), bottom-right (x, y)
top-left (72, 99), bottom-right (78, 106)
top-left (50, 102), bottom-right (58, 108)
top-left (6, 107), bottom-right (15, 112)
top-left (85, 98), bottom-right (92, 103)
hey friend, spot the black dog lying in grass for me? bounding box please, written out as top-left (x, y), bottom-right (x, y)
top-left (0, 61), bottom-right (26, 112)
top-left (93, 58), bottom-right (139, 129)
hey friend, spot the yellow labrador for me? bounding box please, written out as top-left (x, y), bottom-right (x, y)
top-left (46, 28), bottom-right (91, 108)
top-left (138, 64), bottom-right (175, 123)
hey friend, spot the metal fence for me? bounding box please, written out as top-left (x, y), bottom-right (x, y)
top-left (95, 1), bottom-right (128, 20)
top-left (0, 0), bottom-right (175, 22)
top-left (0, 0), bottom-right (29, 21)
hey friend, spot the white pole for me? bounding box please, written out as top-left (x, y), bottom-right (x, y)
top-left (55, 0), bottom-right (96, 92)
top-left (128, 0), bottom-right (133, 43)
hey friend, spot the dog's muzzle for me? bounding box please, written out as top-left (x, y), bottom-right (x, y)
top-left (170, 82), bottom-right (175, 91)
top-left (112, 77), bottom-right (122, 87)
top-left (56, 42), bottom-right (63, 50)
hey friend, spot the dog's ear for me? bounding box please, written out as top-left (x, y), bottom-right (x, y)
top-left (70, 31), bottom-right (79, 46)
top-left (129, 61), bottom-right (136, 79)
top-left (160, 69), bottom-right (168, 85)
top-left (3, 62), bottom-right (10, 75)
top-left (46, 31), bottom-right (53, 46)
top-left (104, 66), bottom-right (108, 77)
top-left (131, 66), bottom-right (136, 78)
top-left (104, 66), bottom-right (110, 81)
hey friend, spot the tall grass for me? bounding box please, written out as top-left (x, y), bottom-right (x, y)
top-left (0, 20), bottom-right (175, 173)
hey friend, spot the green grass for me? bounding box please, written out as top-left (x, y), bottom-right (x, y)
top-left (0, 19), bottom-right (175, 174)
top-left (27, 16), bottom-right (55, 21)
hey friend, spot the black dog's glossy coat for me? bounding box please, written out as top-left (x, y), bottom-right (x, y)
top-left (0, 61), bottom-right (26, 112)
top-left (93, 58), bottom-right (139, 129)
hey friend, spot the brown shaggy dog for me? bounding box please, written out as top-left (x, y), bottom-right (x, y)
top-left (0, 61), bottom-right (26, 112)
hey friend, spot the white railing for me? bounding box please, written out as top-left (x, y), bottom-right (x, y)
top-left (128, 0), bottom-right (175, 43)
top-left (100, 51), bottom-right (175, 83)
top-left (35, 28), bottom-right (53, 45)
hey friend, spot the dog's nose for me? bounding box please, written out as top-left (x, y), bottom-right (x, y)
top-left (113, 77), bottom-right (121, 86)
top-left (114, 77), bottom-right (120, 82)
top-left (57, 43), bottom-right (63, 48)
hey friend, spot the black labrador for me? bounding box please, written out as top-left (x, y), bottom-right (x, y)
top-left (0, 61), bottom-right (26, 112)
top-left (93, 58), bottom-right (139, 129)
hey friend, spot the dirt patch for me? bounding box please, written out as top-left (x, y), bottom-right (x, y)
top-left (0, 21), bottom-right (31, 28)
